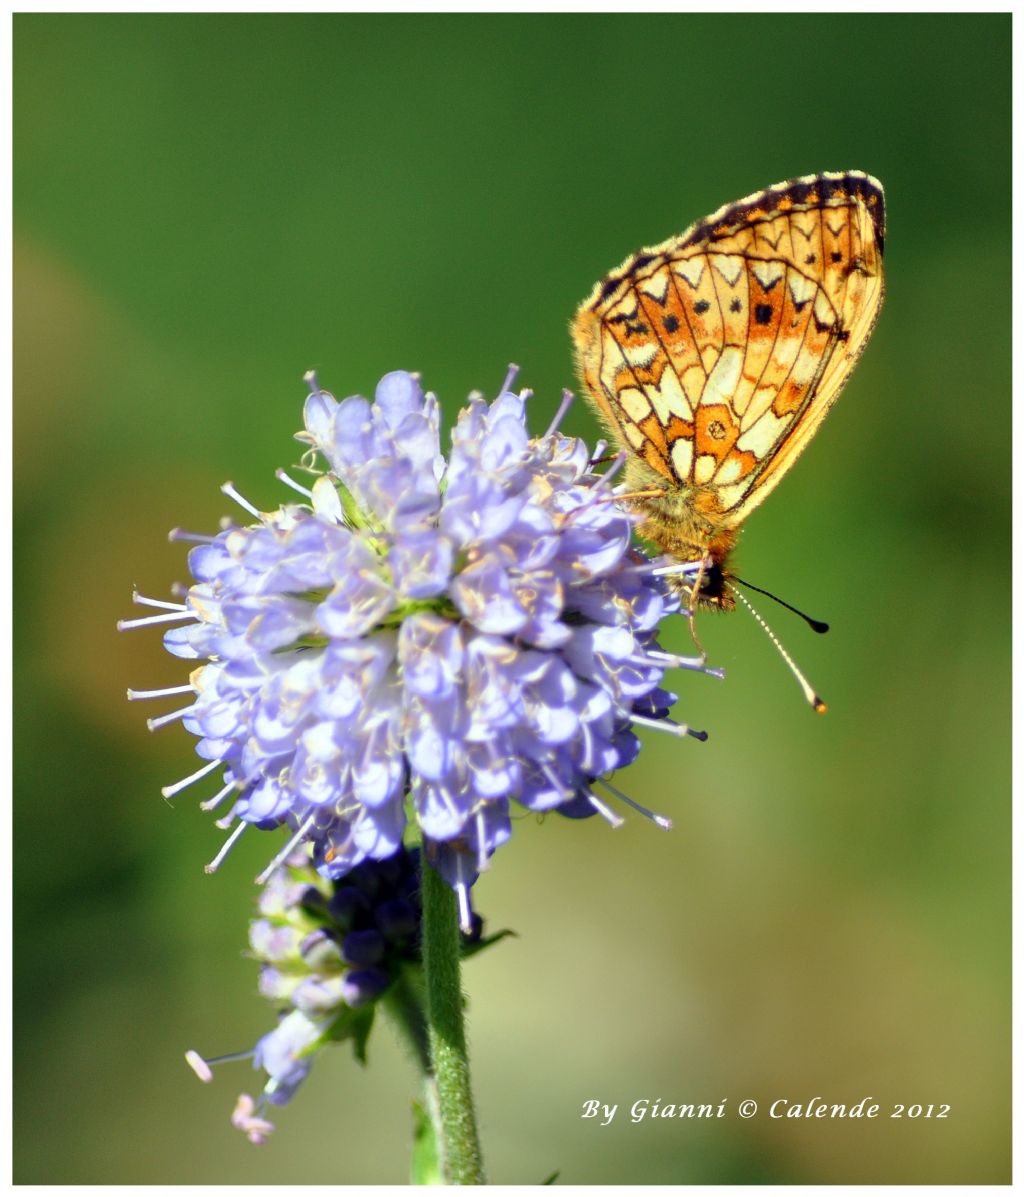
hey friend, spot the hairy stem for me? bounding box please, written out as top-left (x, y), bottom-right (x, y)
top-left (421, 858), bottom-right (486, 1184)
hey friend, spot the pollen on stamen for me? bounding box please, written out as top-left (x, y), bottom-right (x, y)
top-left (184, 1050), bottom-right (214, 1083)
top-left (232, 1094), bottom-right (275, 1146)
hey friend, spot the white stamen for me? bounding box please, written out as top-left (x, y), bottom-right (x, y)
top-left (543, 389), bottom-right (575, 440)
top-left (630, 713), bottom-right (693, 739)
top-left (627, 651), bottom-right (725, 680)
top-left (254, 814), bottom-right (316, 885)
top-left (205, 821), bottom-right (248, 873)
top-left (597, 776), bottom-right (672, 830)
top-left (201, 778), bottom-right (238, 812)
top-left (184, 1050), bottom-right (214, 1083)
top-left (499, 363), bottom-right (520, 395)
top-left (161, 758), bottom-right (222, 799)
top-left (220, 481), bottom-right (262, 518)
top-left (475, 809), bottom-right (489, 874)
top-left (584, 788), bottom-right (625, 829)
top-left (275, 469), bottom-right (313, 499)
top-left (539, 761), bottom-right (574, 800)
top-left (726, 582), bottom-right (827, 713)
top-left (649, 561), bottom-right (704, 578)
top-left (591, 438), bottom-right (608, 462)
top-left (146, 704), bottom-right (195, 731)
top-left (117, 610), bottom-right (195, 631)
top-left (168, 528), bottom-right (216, 544)
top-left (304, 369), bottom-right (320, 394)
top-left (454, 855), bottom-right (474, 934)
top-left (127, 683), bottom-right (196, 701)
top-left (132, 591), bottom-right (188, 612)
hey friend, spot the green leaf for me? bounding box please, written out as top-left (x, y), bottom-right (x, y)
top-left (461, 927), bottom-right (517, 959)
top-left (410, 1098), bottom-right (444, 1186)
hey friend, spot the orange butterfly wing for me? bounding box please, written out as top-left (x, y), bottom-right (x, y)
top-left (573, 171), bottom-right (885, 524)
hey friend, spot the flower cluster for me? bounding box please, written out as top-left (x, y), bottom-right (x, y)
top-left (186, 845), bottom-right (491, 1144)
top-left (123, 369), bottom-right (716, 922)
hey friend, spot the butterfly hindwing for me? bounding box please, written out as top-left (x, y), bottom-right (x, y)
top-left (573, 171), bottom-right (885, 524)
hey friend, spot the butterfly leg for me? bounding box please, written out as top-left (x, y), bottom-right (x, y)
top-left (684, 554), bottom-right (713, 665)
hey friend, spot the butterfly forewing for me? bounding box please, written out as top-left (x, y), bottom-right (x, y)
top-left (573, 171), bottom-right (885, 526)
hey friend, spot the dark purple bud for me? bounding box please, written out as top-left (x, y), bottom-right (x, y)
top-left (375, 898), bottom-right (419, 941)
top-left (341, 967), bottom-right (391, 1007)
top-left (328, 887), bottom-right (371, 931)
top-left (342, 929), bottom-right (385, 966)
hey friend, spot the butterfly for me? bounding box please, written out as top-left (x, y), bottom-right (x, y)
top-left (572, 170), bottom-right (885, 623)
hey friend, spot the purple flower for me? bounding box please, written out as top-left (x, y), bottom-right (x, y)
top-left (185, 845), bottom-right (490, 1143)
top-left (123, 368), bottom-right (719, 925)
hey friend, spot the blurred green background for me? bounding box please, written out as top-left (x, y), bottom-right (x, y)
top-left (14, 13), bottom-right (1009, 1185)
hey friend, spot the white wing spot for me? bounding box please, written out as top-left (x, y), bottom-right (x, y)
top-left (639, 272), bottom-right (671, 305)
top-left (619, 388), bottom-right (651, 422)
top-left (737, 409), bottom-right (792, 460)
top-left (646, 369), bottom-right (692, 423)
top-left (694, 453), bottom-right (717, 485)
top-left (752, 261), bottom-right (785, 291)
top-left (703, 346), bottom-right (744, 408)
top-left (788, 273), bottom-right (817, 306)
top-left (813, 292), bottom-right (836, 328)
top-left (671, 438), bottom-right (693, 480)
top-left (715, 455), bottom-right (746, 484)
top-left (674, 259), bottom-right (706, 290)
top-left (710, 254), bottom-right (744, 288)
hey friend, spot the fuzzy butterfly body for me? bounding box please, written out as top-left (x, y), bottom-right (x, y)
top-left (573, 170), bottom-right (885, 610)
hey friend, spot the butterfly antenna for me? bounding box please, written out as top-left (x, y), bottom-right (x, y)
top-left (733, 577), bottom-right (830, 634)
top-left (725, 581), bottom-right (827, 714)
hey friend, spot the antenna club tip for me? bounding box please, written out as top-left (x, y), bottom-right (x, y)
top-left (811, 621), bottom-right (830, 635)
top-left (689, 728), bottom-right (709, 742)
top-left (813, 699), bottom-right (828, 715)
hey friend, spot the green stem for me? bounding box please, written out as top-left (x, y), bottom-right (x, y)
top-left (382, 967), bottom-right (432, 1076)
top-left (421, 858), bottom-right (486, 1185)
top-left (381, 969), bottom-right (446, 1185)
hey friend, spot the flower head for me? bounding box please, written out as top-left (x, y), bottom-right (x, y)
top-left (186, 845), bottom-right (491, 1144)
top-left (123, 368), bottom-right (718, 923)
